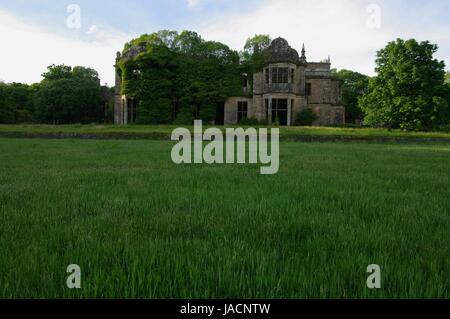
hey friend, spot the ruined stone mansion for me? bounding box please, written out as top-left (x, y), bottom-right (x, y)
top-left (114, 37), bottom-right (345, 126)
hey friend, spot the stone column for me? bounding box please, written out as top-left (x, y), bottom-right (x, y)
top-left (268, 98), bottom-right (272, 125)
top-left (120, 98), bottom-right (125, 125)
top-left (287, 99), bottom-right (292, 126)
top-left (123, 97), bottom-right (128, 125)
top-left (114, 52), bottom-right (122, 125)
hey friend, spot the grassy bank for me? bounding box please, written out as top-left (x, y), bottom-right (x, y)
top-left (1, 124), bottom-right (450, 142)
top-left (0, 138), bottom-right (448, 298)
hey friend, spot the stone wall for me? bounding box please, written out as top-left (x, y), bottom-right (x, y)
top-left (224, 97), bottom-right (253, 125)
top-left (305, 78), bottom-right (341, 105)
top-left (311, 105), bottom-right (345, 126)
top-left (114, 95), bottom-right (123, 125)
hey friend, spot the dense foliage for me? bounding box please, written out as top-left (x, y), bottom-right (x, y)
top-left (0, 82), bottom-right (35, 124)
top-left (332, 69), bottom-right (369, 123)
top-left (34, 65), bottom-right (106, 124)
top-left (294, 108), bottom-right (317, 126)
top-left (117, 31), bottom-right (246, 124)
top-left (240, 34), bottom-right (272, 75)
top-left (360, 39), bottom-right (450, 131)
top-left (0, 65), bottom-right (112, 124)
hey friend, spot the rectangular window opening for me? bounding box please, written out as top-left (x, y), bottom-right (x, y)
top-left (242, 73), bottom-right (248, 88)
top-left (306, 83), bottom-right (312, 97)
top-left (237, 101), bottom-right (248, 122)
top-left (271, 99), bottom-right (288, 125)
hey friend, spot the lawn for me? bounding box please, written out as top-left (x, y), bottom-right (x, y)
top-left (1, 124), bottom-right (450, 142)
top-left (0, 138), bottom-right (449, 298)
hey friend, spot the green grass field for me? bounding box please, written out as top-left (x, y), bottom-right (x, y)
top-left (0, 137), bottom-right (449, 298)
top-left (1, 124), bottom-right (450, 141)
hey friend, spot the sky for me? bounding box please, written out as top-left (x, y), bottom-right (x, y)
top-left (0, 0), bottom-right (449, 86)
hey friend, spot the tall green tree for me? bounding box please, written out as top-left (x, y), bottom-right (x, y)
top-left (360, 39), bottom-right (450, 130)
top-left (41, 64), bottom-right (73, 81)
top-left (0, 82), bottom-right (15, 123)
top-left (35, 65), bottom-right (103, 124)
top-left (240, 34), bottom-right (272, 74)
top-left (241, 34), bottom-right (272, 60)
top-left (333, 69), bottom-right (369, 123)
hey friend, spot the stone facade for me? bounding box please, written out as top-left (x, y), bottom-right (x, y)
top-left (224, 38), bottom-right (345, 126)
top-left (114, 37), bottom-right (345, 126)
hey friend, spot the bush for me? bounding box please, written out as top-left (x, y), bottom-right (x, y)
top-left (326, 123), bottom-right (363, 129)
top-left (239, 117), bottom-right (260, 126)
top-left (295, 109), bottom-right (317, 126)
top-left (438, 124), bottom-right (450, 132)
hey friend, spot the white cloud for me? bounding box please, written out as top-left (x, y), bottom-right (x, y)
top-left (194, 0), bottom-right (450, 76)
top-left (1, 1), bottom-right (448, 86)
top-left (187, 0), bottom-right (201, 9)
top-left (86, 24), bottom-right (99, 35)
top-left (0, 10), bottom-right (132, 86)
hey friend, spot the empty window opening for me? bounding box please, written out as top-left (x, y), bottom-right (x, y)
top-left (271, 99), bottom-right (288, 125)
top-left (237, 101), bottom-right (248, 122)
top-left (306, 83), bottom-right (312, 96)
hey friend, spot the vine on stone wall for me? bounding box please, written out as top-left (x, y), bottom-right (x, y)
top-left (117, 30), bottom-right (253, 124)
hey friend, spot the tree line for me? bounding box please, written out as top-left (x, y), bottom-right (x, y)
top-left (0, 31), bottom-right (449, 131)
top-left (0, 65), bottom-right (113, 125)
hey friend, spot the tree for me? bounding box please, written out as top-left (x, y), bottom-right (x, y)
top-left (35, 65), bottom-right (103, 124)
top-left (333, 69), bottom-right (369, 123)
top-left (0, 82), bottom-right (34, 123)
top-left (241, 34), bottom-right (272, 73)
top-left (72, 66), bottom-right (100, 82)
top-left (0, 82), bottom-right (14, 123)
top-left (41, 64), bottom-right (73, 81)
top-left (360, 39), bottom-right (450, 130)
top-left (242, 34), bottom-right (272, 59)
top-left (42, 64), bottom-right (100, 83)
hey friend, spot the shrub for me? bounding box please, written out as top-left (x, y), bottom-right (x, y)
top-left (295, 108), bottom-right (317, 126)
top-left (239, 117), bottom-right (260, 126)
top-left (438, 124), bottom-right (450, 133)
top-left (326, 123), bottom-right (363, 129)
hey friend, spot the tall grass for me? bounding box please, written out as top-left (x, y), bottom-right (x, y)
top-left (1, 124), bottom-right (450, 139)
top-left (0, 138), bottom-right (448, 298)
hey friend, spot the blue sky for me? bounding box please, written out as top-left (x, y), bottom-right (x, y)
top-left (0, 0), bottom-right (262, 35)
top-left (0, 0), bottom-right (449, 85)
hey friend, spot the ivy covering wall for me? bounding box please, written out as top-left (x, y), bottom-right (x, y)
top-left (116, 30), bottom-right (251, 124)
